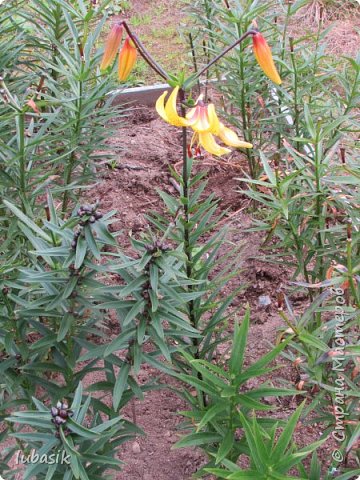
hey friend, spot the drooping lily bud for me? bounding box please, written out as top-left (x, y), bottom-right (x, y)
top-left (100, 23), bottom-right (124, 72)
top-left (252, 27), bottom-right (281, 85)
top-left (118, 37), bottom-right (137, 81)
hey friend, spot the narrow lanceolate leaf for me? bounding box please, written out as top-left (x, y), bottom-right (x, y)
top-left (123, 300), bottom-right (145, 327)
top-left (57, 313), bottom-right (74, 342)
top-left (66, 417), bottom-right (100, 439)
top-left (196, 402), bottom-right (227, 432)
top-left (75, 235), bottom-right (87, 269)
top-left (230, 307), bottom-right (250, 376)
top-left (84, 225), bottom-right (101, 260)
top-left (113, 362), bottom-right (131, 411)
top-left (3, 200), bottom-right (52, 243)
top-left (216, 429), bottom-right (234, 465)
top-left (238, 411), bottom-right (265, 472)
top-left (173, 432), bottom-right (223, 449)
top-left (272, 401), bottom-right (306, 462)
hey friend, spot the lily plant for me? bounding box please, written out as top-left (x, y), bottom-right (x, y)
top-left (99, 12), bottom-right (283, 332)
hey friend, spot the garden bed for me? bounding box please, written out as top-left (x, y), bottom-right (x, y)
top-left (1, 0), bottom-right (359, 479)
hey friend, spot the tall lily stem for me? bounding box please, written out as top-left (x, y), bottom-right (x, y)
top-left (18, 111), bottom-right (26, 211)
top-left (179, 89), bottom-right (197, 337)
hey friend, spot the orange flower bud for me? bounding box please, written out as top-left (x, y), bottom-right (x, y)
top-left (252, 31), bottom-right (281, 85)
top-left (100, 23), bottom-right (124, 72)
top-left (118, 37), bottom-right (137, 81)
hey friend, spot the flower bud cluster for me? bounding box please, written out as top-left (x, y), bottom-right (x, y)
top-left (71, 203), bottom-right (103, 250)
top-left (51, 401), bottom-right (73, 437)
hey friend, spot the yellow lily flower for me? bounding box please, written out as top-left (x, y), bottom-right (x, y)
top-left (156, 86), bottom-right (190, 127)
top-left (118, 37), bottom-right (137, 81)
top-left (156, 87), bottom-right (252, 156)
top-left (100, 23), bottom-right (124, 72)
top-left (252, 31), bottom-right (282, 85)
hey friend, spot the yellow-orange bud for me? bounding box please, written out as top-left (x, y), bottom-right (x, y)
top-left (100, 23), bottom-right (124, 72)
top-left (118, 37), bottom-right (137, 82)
top-left (252, 31), bottom-right (282, 85)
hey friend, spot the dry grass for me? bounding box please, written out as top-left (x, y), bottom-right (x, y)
top-left (296, 0), bottom-right (360, 25)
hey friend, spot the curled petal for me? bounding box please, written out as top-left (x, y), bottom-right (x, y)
top-left (100, 23), bottom-right (123, 71)
top-left (155, 91), bottom-right (170, 123)
top-left (218, 123), bottom-right (252, 148)
top-left (198, 132), bottom-right (231, 157)
top-left (252, 32), bottom-right (281, 85)
top-left (118, 37), bottom-right (137, 81)
top-left (164, 86), bottom-right (190, 127)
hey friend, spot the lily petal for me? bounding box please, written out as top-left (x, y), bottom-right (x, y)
top-left (155, 91), bottom-right (170, 123)
top-left (164, 86), bottom-right (190, 127)
top-left (207, 104), bottom-right (221, 134)
top-left (218, 123), bottom-right (252, 148)
top-left (199, 132), bottom-right (231, 157)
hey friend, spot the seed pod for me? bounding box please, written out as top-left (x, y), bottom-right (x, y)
top-left (89, 216), bottom-right (96, 223)
top-left (59, 409), bottom-right (68, 419)
top-left (94, 212), bottom-right (103, 220)
top-left (56, 401), bottom-right (62, 409)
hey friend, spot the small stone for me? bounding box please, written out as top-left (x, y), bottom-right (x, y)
top-left (258, 295), bottom-right (271, 308)
top-left (132, 441), bottom-right (141, 454)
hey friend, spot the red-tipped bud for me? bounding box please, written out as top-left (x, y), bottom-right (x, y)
top-left (100, 23), bottom-right (124, 72)
top-left (27, 98), bottom-right (40, 114)
top-left (252, 30), bottom-right (282, 85)
top-left (118, 37), bottom-right (137, 82)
